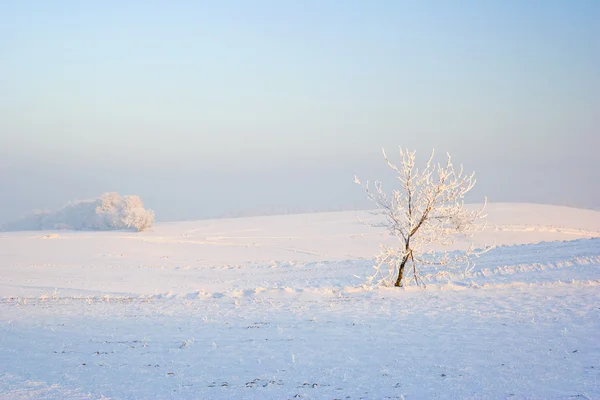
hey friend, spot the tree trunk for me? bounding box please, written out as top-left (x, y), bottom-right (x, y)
top-left (394, 254), bottom-right (410, 287)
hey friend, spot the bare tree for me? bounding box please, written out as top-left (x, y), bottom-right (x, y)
top-left (355, 147), bottom-right (492, 287)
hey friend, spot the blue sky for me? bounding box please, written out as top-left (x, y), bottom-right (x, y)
top-left (1, 0), bottom-right (599, 222)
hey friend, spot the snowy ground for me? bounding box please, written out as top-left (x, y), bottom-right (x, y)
top-left (1, 203), bottom-right (599, 399)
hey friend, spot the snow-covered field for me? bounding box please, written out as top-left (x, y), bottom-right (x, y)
top-left (1, 203), bottom-right (599, 399)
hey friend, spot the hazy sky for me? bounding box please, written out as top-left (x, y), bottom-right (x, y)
top-left (1, 0), bottom-right (599, 222)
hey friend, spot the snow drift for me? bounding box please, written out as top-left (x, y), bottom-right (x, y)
top-left (2, 192), bottom-right (155, 232)
top-left (0, 204), bottom-right (599, 399)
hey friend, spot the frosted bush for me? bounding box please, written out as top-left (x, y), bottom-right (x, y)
top-left (3, 192), bottom-right (155, 232)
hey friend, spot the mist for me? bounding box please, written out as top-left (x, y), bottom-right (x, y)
top-left (1, 1), bottom-right (598, 224)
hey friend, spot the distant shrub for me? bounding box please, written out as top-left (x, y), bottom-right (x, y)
top-left (3, 192), bottom-right (155, 232)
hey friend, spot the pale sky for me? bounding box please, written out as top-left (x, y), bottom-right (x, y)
top-left (1, 0), bottom-right (599, 223)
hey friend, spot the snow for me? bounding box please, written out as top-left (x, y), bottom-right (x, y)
top-left (1, 203), bottom-right (599, 399)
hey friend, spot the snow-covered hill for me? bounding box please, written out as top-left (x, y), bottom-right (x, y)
top-left (1, 203), bottom-right (599, 399)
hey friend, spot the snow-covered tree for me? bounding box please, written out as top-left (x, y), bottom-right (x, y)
top-left (355, 147), bottom-right (492, 287)
top-left (2, 192), bottom-right (155, 232)
top-left (120, 195), bottom-right (155, 232)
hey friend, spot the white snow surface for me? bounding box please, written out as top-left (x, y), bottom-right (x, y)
top-left (1, 203), bottom-right (599, 399)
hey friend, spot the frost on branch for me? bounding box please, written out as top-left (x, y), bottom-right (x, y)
top-left (355, 147), bottom-right (492, 287)
top-left (2, 192), bottom-right (155, 232)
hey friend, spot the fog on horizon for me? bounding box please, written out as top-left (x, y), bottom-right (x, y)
top-left (1, 1), bottom-right (599, 224)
